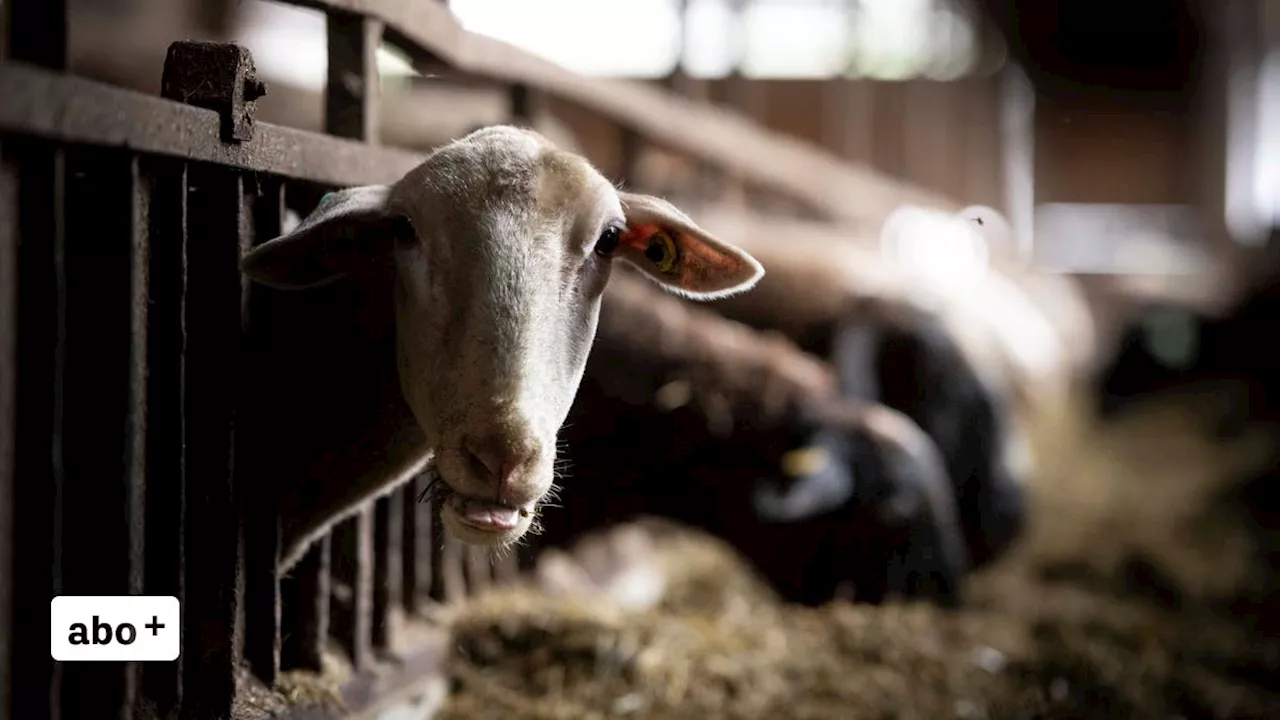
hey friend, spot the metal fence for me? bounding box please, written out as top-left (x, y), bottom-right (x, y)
top-left (0, 3), bottom-right (519, 719)
top-left (0, 2), bottom-right (966, 718)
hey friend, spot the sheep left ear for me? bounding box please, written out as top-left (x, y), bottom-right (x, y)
top-left (617, 192), bottom-right (764, 300)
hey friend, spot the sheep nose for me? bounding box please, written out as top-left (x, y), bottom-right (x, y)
top-left (463, 432), bottom-right (539, 495)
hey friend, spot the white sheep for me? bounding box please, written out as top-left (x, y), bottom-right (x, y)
top-left (240, 125), bottom-right (764, 571)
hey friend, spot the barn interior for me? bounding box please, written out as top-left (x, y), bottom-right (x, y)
top-left (5, 0), bottom-right (1280, 718)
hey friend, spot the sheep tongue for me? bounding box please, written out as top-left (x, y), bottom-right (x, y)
top-left (452, 496), bottom-right (519, 530)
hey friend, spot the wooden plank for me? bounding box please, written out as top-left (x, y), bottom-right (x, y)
top-left (181, 164), bottom-right (247, 720)
top-left (56, 146), bottom-right (136, 720)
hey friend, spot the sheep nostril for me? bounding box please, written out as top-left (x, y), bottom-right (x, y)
top-left (465, 443), bottom-right (500, 481)
top-left (462, 432), bottom-right (539, 492)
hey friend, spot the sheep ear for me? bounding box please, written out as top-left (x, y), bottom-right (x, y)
top-left (241, 184), bottom-right (409, 290)
top-left (617, 192), bottom-right (764, 300)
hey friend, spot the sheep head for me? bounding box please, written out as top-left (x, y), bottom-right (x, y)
top-left (240, 125), bottom-right (763, 549)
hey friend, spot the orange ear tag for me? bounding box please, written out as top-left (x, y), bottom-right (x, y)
top-left (622, 224), bottom-right (681, 275)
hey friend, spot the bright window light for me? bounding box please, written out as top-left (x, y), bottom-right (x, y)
top-left (1253, 49), bottom-right (1280, 231)
top-left (738, 0), bottom-right (849, 79)
top-left (879, 205), bottom-right (990, 293)
top-left (921, 5), bottom-right (978, 81)
top-left (682, 0), bottom-right (740, 79)
top-left (235, 0), bottom-right (418, 92)
top-left (448, 0), bottom-right (682, 78)
top-left (236, 1), bottom-right (328, 91)
top-left (239, 0), bottom-right (984, 85)
top-left (848, 0), bottom-right (932, 80)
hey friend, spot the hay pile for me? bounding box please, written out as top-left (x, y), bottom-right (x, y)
top-left (434, 391), bottom-right (1280, 719)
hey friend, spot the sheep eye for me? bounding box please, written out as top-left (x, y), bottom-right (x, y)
top-left (645, 230), bottom-right (679, 274)
top-left (390, 214), bottom-right (416, 245)
top-left (594, 226), bottom-right (621, 256)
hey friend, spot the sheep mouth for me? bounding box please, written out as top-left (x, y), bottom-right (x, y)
top-left (445, 492), bottom-right (531, 532)
top-left (426, 476), bottom-right (533, 534)
top-left (421, 465), bottom-right (537, 536)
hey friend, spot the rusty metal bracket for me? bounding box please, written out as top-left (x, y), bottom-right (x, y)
top-left (161, 40), bottom-right (266, 144)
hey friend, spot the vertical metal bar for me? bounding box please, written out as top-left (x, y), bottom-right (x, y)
top-left (464, 546), bottom-right (491, 597)
top-left (0, 143), bottom-right (18, 720)
top-left (242, 177), bottom-right (285, 686)
top-left (329, 513), bottom-right (374, 669)
top-left (141, 157), bottom-right (187, 718)
top-left (275, 183), bottom-right (331, 678)
top-left (372, 490), bottom-right (403, 649)
top-left (326, 11), bottom-right (383, 144)
top-left (8, 142), bottom-right (63, 720)
top-left (400, 474), bottom-right (425, 613)
top-left (509, 84), bottom-right (537, 126)
top-left (5, 0), bottom-right (66, 69)
top-left (493, 546), bottom-right (520, 586)
top-left (998, 65), bottom-right (1037, 265)
top-left (56, 147), bottom-right (136, 720)
top-left (619, 127), bottom-right (642, 189)
top-left (280, 538), bottom-right (330, 672)
top-left (325, 10), bottom-right (383, 666)
top-left (5, 4), bottom-right (69, 718)
top-left (428, 504), bottom-right (447, 603)
top-left (124, 155), bottom-right (152, 719)
top-left (516, 539), bottom-right (540, 575)
top-left (441, 536), bottom-right (466, 604)
top-left (871, 82), bottom-right (908, 181)
top-left (181, 163), bottom-right (246, 720)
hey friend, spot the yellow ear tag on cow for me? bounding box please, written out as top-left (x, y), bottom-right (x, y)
top-left (780, 445), bottom-right (829, 478)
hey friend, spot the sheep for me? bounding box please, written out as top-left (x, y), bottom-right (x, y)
top-left (546, 268), bottom-right (971, 607)
top-left (825, 295), bottom-right (1030, 570)
top-left (238, 125), bottom-right (765, 571)
top-left (1095, 261), bottom-right (1280, 436)
top-left (684, 202), bottom-right (1096, 412)
top-left (682, 208), bottom-right (1038, 571)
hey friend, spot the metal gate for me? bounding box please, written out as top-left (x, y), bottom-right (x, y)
top-left (1, 2), bottom-right (969, 718)
top-left (1, 2), bottom-right (529, 719)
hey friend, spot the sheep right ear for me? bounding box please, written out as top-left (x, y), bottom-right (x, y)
top-left (241, 184), bottom-right (410, 290)
top-left (617, 192), bottom-right (764, 301)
